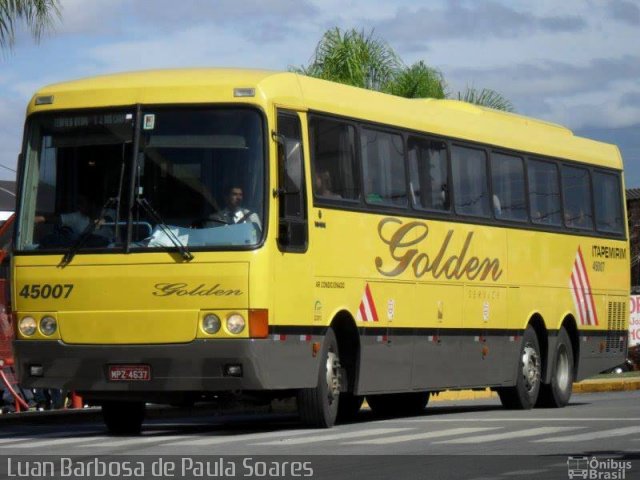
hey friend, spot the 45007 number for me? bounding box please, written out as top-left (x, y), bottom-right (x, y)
top-left (19, 284), bottom-right (74, 299)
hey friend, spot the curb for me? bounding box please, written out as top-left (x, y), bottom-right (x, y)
top-left (429, 377), bottom-right (640, 402)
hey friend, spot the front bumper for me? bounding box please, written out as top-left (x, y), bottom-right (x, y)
top-left (13, 338), bottom-right (319, 394)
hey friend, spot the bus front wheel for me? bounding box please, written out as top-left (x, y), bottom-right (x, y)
top-left (297, 327), bottom-right (341, 428)
top-left (498, 326), bottom-right (542, 409)
top-left (536, 327), bottom-right (574, 408)
top-left (102, 401), bottom-right (145, 435)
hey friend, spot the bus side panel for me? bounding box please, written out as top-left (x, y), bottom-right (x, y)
top-left (412, 283), bottom-right (464, 389)
top-left (355, 280), bottom-right (414, 393)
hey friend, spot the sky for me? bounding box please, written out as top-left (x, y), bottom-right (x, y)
top-left (0, 0), bottom-right (639, 187)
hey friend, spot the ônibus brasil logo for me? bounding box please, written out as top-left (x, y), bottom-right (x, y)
top-left (567, 456), bottom-right (632, 479)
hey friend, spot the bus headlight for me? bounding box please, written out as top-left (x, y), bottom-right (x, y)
top-left (40, 316), bottom-right (57, 336)
top-left (19, 316), bottom-right (37, 336)
top-left (226, 313), bottom-right (245, 334)
top-left (202, 314), bottom-right (221, 334)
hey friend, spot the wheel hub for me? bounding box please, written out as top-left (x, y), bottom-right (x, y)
top-left (521, 345), bottom-right (541, 393)
top-left (556, 345), bottom-right (570, 390)
top-left (325, 351), bottom-right (341, 402)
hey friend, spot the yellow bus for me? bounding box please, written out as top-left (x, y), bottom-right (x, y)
top-left (12, 69), bottom-right (629, 433)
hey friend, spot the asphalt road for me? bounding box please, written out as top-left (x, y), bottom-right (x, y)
top-left (0, 391), bottom-right (638, 479)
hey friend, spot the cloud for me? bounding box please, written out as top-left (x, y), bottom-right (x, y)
top-left (606, 0), bottom-right (640, 25)
top-left (83, 25), bottom-right (314, 73)
top-left (620, 91), bottom-right (640, 106)
top-left (121, 0), bottom-right (318, 44)
top-left (443, 55), bottom-right (640, 130)
top-left (375, 1), bottom-right (586, 47)
top-left (449, 55), bottom-right (640, 97)
top-left (57, 0), bottom-right (129, 35)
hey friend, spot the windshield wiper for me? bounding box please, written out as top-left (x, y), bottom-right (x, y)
top-left (136, 197), bottom-right (194, 261)
top-left (58, 197), bottom-right (117, 268)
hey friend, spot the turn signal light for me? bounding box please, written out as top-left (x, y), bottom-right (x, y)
top-left (249, 309), bottom-right (269, 338)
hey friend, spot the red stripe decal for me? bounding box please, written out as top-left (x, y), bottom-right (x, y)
top-left (359, 302), bottom-right (368, 322)
top-left (577, 247), bottom-right (599, 326)
top-left (365, 284), bottom-right (379, 322)
top-left (570, 274), bottom-right (586, 325)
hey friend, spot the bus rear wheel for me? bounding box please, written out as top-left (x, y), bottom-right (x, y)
top-left (297, 327), bottom-right (341, 428)
top-left (498, 326), bottom-right (541, 410)
top-left (537, 327), bottom-right (574, 408)
top-left (102, 401), bottom-right (145, 435)
top-left (367, 392), bottom-right (430, 417)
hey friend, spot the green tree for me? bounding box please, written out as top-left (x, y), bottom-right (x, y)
top-left (457, 87), bottom-right (515, 112)
top-left (293, 27), bottom-right (402, 91)
top-left (295, 27), bottom-right (514, 111)
top-left (0, 0), bottom-right (60, 49)
top-left (384, 60), bottom-right (446, 99)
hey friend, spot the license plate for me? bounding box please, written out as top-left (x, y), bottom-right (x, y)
top-left (108, 365), bottom-right (151, 381)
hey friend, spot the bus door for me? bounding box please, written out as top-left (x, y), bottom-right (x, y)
top-left (271, 109), bottom-right (315, 386)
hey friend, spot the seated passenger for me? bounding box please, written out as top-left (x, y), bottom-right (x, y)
top-left (315, 170), bottom-right (341, 199)
top-left (36, 195), bottom-right (113, 246)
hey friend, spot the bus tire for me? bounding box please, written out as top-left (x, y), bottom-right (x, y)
top-left (336, 393), bottom-right (364, 423)
top-left (367, 392), bottom-right (430, 417)
top-left (498, 326), bottom-right (541, 410)
top-left (536, 327), bottom-right (574, 408)
top-left (297, 327), bottom-right (341, 428)
top-left (102, 401), bottom-right (145, 435)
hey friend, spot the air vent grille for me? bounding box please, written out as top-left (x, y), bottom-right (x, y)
top-left (606, 301), bottom-right (626, 352)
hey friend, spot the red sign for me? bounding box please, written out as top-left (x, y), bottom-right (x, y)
top-left (108, 365), bottom-right (151, 381)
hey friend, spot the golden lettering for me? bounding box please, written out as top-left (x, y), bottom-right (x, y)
top-left (375, 218), bottom-right (503, 282)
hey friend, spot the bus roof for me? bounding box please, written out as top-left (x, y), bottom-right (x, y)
top-left (28, 68), bottom-right (623, 170)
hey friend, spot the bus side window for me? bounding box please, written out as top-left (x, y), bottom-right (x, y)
top-left (561, 165), bottom-right (594, 230)
top-left (593, 171), bottom-right (624, 235)
top-left (361, 128), bottom-right (406, 207)
top-left (528, 159), bottom-right (562, 226)
top-left (309, 117), bottom-right (359, 202)
top-left (408, 137), bottom-right (449, 212)
top-left (451, 145), bottom-right (491, 218)
top-left (491, 152), bottom-right (527, 222)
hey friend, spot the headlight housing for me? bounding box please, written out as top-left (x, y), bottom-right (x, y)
top-left (226, 313), bottom-right (245, 334)
top-left (40, 316), bottom-right (57, 336)
top-left (202, 313), bottom-right (221, 334)
top-left (19, 316), bottom-right (37, 336)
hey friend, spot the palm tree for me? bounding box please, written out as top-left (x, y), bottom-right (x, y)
top-left (0, 0), bottom-right (60, 49)
top-left (457, 87), bottom-right (515, 112)
top-left (293, 28), bottom-right (402, 91)
top-left (294, 27), bottom-right (514, 112)
top-left (385, 60), bottom-right (446, 99)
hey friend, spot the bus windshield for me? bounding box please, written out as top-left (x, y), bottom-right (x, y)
top-left (16, 108), bottom-right (265, 253)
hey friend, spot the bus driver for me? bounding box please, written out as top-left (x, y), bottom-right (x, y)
top-left (205, 186), bottom-right (261, 230)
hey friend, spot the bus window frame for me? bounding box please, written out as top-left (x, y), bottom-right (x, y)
top-left (303, 108), bottom-right (626, 242)
top-left (560, 163), bottom-right (595, 232)
top-left (406, 134), bottom-right (453, 215)
top-left (359, 124), bottom-right (408, 210)
top-left (489, 150), bottom-right (529, 224)
top-left (592, 167), bottom-right (626, 235)
top-left (308, 113), bottom-right (362, 209)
